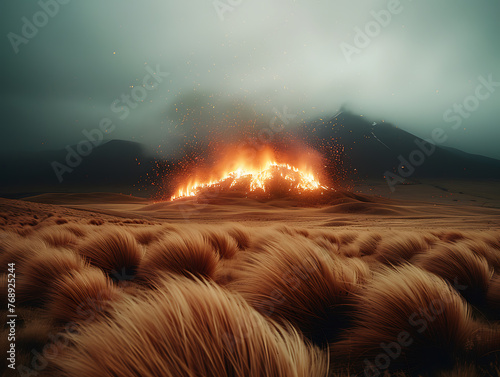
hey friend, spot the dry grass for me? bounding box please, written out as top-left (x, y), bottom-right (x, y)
top-left (61, 223), bottom-right (88, 237)
top-left (37, 227), bottom-right (78, 248)
top-left (202, 227), bottom-right (238, 259)
top-left (0, 222), bottom-right (499, 376)
top-left (137, 230), bottom-right (219, 283)
top-left (47, 268), bottom-right (121, 324)
top-left (0, 235), bottom-right (46, 274)
top-left (376, 232), bottom-right (429, 265)
top-left (232, 234), bottom-right (368, 345)
top-left (17, 248), bottom-right (88, 306)
top-left (223, 223), bottom-right (251, 249)
top-left (52, 275), bottom-right (328, 377)
top-left (78, 228), bottom-right (143, 281)
top-left (132, 227), bottom-right (163, 245)
top-left (414, 243), bottom-right (493, 307)
top-left (330, 265), bottom-right (476, 374)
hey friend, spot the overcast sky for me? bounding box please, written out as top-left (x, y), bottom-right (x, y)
top-left (1, 0), bottom-right (499, 159)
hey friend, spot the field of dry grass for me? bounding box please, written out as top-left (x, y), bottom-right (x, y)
top-left (1, 186), bottom-right (499, 377)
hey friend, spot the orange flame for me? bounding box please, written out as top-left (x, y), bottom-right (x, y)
top-left (170, 147), bottom-right (329, 201)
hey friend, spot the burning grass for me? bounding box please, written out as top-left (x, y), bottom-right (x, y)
top-left (169, 146), bottom-right (331, 201)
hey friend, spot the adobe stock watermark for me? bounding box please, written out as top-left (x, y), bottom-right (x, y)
top-left (213, 0), bottom-right (243, 21)
top-left (340, 0), bottom-right (412, 63)
top-left (7, 0), bottom-right (71, 55)
top-left (385, 73), bottom-right (500, 192)
top-left (51, 64), bottom-right (170, 183)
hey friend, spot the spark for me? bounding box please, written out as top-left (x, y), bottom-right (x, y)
top-left (170, 161), bottom-right (328, 201)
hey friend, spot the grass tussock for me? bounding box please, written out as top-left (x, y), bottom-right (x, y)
top-left (376, 232), bottom-right (429, 265)
top-left (2, 220), bottom-right (499, 377)
top-left (0, 236), bottom-right (46, 274)
top-left (414, 243), bottom-right (493, 306)
top-left (232, 235), bottom-right (368, 345)
top-left (38, 227), bottom-right (78, 248)
top-left (88, 218), bottom-right (104, 226)
top-left (61, 223), bottom-right (88, 237)
top-left (437, 231), bottom-right (467, 243)
top-left (335, 231), bottom-right (358, 245)
top-left (52, 275), bottom-right (329, 377)
top-left (17, 249), bottom-right (88, 306)
top-left (78, 229), bottom-right (143, 281)
top-left (223, 223), bottom-right (251, 249)
top-left (137, 231), bottom-right (218, 283)
top-left (47, 268), bottom-right (121, 324)
top-left (132, 227), bottom-right (163, 245)
top-left (481, 231), bottom-right (500, 250)
top-left (202, 228), bottom-right (239, 259)
top-left (460, 239), bottom-right (500, 272)
top-left (330, 265), bottom-right (476, 374)
top-left (356, 232), bottom-right (382, 256)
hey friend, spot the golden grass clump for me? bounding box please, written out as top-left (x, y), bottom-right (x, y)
top-left (202, 227), bottom-right (238, 259)
top-left (460, 239), bottom-right (500, 272)
top-left (480, 231), bottom-right (500, 250)
top-left (137, 231), bottom-right (218, 283)
top-left (223, 223), bottom-right (251, 249)
top-left (78, 228), bottom-right (143, 281)
top-left (0, 236), bottom-right (46, 274)
top-left (132, 227), bottom-right (162, 245)
top-left (61, 223), bottom-right (87, 238)
top-left (335, 231), bottom-right (358, 245)
top-left (330, 265), bottom-right (476, 374)
top-left (52, 275), bottom-right (328, 377)
top-left (414, 243), bottom-right (493, 306)
top-left (356, 232), bottom-right (382, 256)
top-left (232, 235), bottom-right (368, 345)
top-left (376, 232), bottom-right (429, 265)
top-left (17, 248), bottom-right (88, 306)
top-left (37, 226), bottom-right (78, 248)
top-left (309, 229), bottom-right (340, 246)
top-left (437, 231), bottom-right (467, 243)
top-left (47, 268), bottom-right (121, 324)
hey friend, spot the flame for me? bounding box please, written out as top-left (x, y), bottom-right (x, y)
top-left (170, 148), bottom-right (329, 201)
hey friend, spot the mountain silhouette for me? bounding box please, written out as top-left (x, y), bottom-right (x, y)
top-left (1, 113), bottom-right (499, 198)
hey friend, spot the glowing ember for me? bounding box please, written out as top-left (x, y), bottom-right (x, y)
top-left (170, 160), bottom-right (329, 201)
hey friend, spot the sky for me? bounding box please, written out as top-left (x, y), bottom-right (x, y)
top-left (1, 0), bottom-right (499, 159)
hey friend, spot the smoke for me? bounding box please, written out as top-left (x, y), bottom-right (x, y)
top-left (1, 0), bottom-right (499, 158)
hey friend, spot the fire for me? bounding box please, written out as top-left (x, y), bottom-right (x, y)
top-left (170, 148), bottom-right (330, 201)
